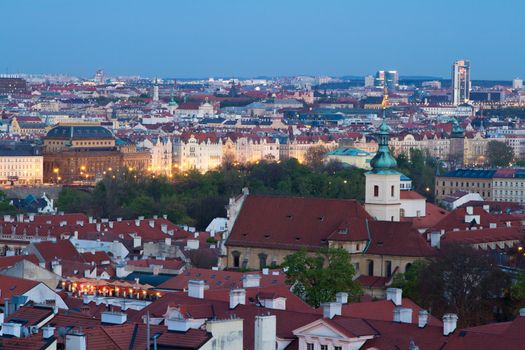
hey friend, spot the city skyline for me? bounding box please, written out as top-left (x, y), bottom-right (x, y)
top-left (1, 0), bottom-right (525, 79)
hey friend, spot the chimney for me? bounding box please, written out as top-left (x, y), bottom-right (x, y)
top-left (3, 215), bottom-right (11, 222)
top-left (482, 204), bottom-right (490, 212)
top-left (163, 214), bottom-right (168, 219)
top-left (161, 224), bottom-right (168, 233)
top-left (96, 223), bottom-right (101, 232)
top-left (321, 302), bottom-right (342, 319)
top-left (443, 313), bottom-right (458, 336)
top-left (386, 288), bottom-right (402, 306)
top-left (42, 325), bottom-right (55, 339)
top-left (101, 311), bottom-right (127, 325)
top-left (66, 331), bottom-right (87, 350)
top-left (254, 315), bottom-right (276, 350)
top-left (430, 231), bottom-right (441, 248)
top-left (229, 289), bottom-right (246, 309)
top-left (242, 274), bottom-right (261, 288)
top-left (51, 260), bottom-right (62, 277)
top-left (88, 216), bottom-right (93, 224)
top-left (262, 268), bottom-right (269, 275)
top-left (188, 280), bottom-right (205, 299)
top-left (393, 306), bottom-right (412, 324)
top-left (135, 219), bottom-right (140, 227)
top-left (109, 221), bottom-right (114, 229)
top-left (335, 292), bottom-right (349, 304)
top-left (149, 220), bottom-right (155, 228)
top-left (2, 322), bottom-right (22, 337)
top-left (418, 310), bottom-right (429, 328)
top-left (466, 206), bottom-right (473, 215)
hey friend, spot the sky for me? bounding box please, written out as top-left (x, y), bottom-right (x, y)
top-left (1, 0), bottom-right (524, 79)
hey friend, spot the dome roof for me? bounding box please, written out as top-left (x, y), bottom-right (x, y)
top-left (370, 150), bottom-right (397, 170)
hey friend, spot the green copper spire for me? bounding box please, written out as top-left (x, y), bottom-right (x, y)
top-left (370, 87), bottom-right (397, 171)
top-left (451, 117), bottom-right (464, 138)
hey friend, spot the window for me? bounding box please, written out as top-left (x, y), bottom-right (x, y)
top-left (232, 251), bottom-right (241, 268)
top-left (258, 253), bottom-right (268, 270)
top-left (321, 346), bottom-right (328, 350)
top-left (374, 185), bottom-right (379, 197)
top-left (385, 260), bottom-right (392, 277)
top-left (307, 344), bottom-right (314, 350)
top-left (367, 260), bottom-right (374, 276)
top-left (391, 185), bottom-right (395, 197)
top-left (335, 346), bottom-right (342, 350)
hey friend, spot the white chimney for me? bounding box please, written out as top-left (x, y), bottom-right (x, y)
top-left (229, 289), bottom-right (246, 309)
top-left (393, 306), bottom-right (412, 324)
top-left (418, 310), bottom-right (429, 328)
top-left (482, 204), bottom-right (490, 212)
top-left (242, 274), bottom-right (261, 288)
top-left (101, 311), bottom-right (127, 325)
top-left (149, 220), bottom-right (155, 228)
top-left (386, 288), bottom-right (402, 306)
top-left (262, 268), bottom-right (269, 275)
top-left (43, 326), bottom-right (55, 339)
top-left (255, 314), bottom-right (276, 350)
top-left (321, 302), bottom-right (342, 319)
top-left (466, 206), bottom-right (473, 215)
top-left (188, 280), bottom-right (205, 299)
top-left (336, 292), bottom-right (349, 304)
top-left (66, 332), bottom-right (87, 350)
top-left (96, 223), bottom-right (101, 232)
top-left (161, 224), bottom-right (168, 233)
top-left (88, 216), bottom-right (93, 223)
top-left (2, 322), bottom-right (22, 337)
top-left (52, 260), bottom-right (62, 277)
top-left (430, 231), bottom-right (441, 248)
top-left (135, 219), bottom-right (140, 227)
top-left (109, 221), bottom-right (114, 228)
top-left (443, 313), bottom-right (458, 336)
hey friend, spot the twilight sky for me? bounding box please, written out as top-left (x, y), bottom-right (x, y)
top-left (1, 0), bottom-right (523, 79)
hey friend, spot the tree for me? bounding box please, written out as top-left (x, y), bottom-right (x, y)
top-left (304, 145), bottom-right (328, 171)
top-left (416, 244), bottom-right (511, 327)
top-left (56, 188), bottom-right (91, 213)
top-left (487, 140), bottom-right (514, 167)
top-left (282, 247), bottom-right (362, 307)
top-left (390, 260), bottom-right (427, 302)
top-left (0, 191), bottom-right (17, 215)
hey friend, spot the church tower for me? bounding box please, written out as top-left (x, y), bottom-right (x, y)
top-left (449, 117), bottom-right (465, 168)
top-left (365, 87), bottom-right (401, 222)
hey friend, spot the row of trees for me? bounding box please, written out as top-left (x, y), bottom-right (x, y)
top-left (57, 158), bottom-right (365, 230)
top-left (392, 244), bottom-right (524, 327)
top-left (283, 243), bottom-right (525, 327)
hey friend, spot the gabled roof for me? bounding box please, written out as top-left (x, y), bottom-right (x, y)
top-left (365, 221), bottom-right (435, 257)
top-left (227, 195), bottom-right (372, 251)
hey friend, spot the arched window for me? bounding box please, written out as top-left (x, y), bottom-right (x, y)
top-left (385, 261), bottom-right (392, 278)
top-left (367, 260), bottom-right (374, 276)
top-left (405, 263), bottom-right (412, 273)
top-left (232, 251), bottom-right (241, 268)
top-left (258, 253), bottom-right (268, 270)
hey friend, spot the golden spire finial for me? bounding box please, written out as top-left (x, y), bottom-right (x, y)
top-left (381, 83), bottom-right (389, 110)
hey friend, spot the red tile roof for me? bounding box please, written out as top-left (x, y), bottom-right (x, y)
top-left (340, 298), bottom-right (442, 327)
top-left (441, 226), bottom-right (524, 245)
top-left (365, 221), bottom-right (435, 257)
top-left (227, 195), bottom-right (372, 250)
top-left (157, 268), bottom-right (286, 291)
top-left (0, 275), bottom-right (39, 300)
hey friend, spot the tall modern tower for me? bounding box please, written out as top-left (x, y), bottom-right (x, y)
top-left (452, 60), bottom-right (470, 105)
